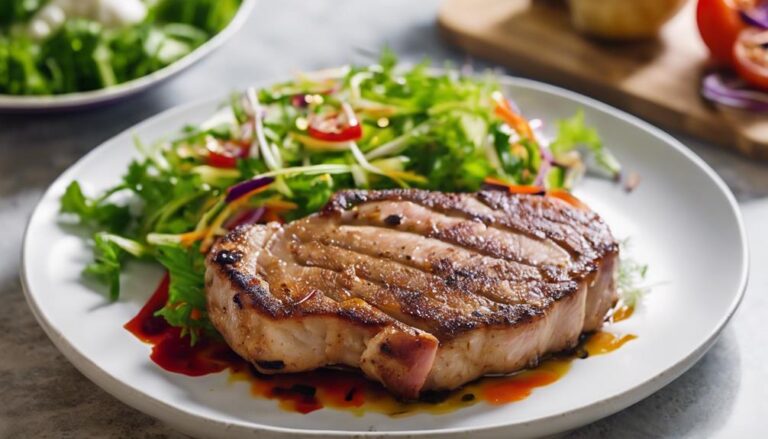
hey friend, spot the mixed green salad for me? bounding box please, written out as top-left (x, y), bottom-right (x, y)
top-left (61, 53), bottom-right (625, 342)
top-left (0, 0), bottom-right (242, 95)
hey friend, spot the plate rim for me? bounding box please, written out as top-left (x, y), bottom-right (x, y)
top-left (20, 74), bottom-right (749, 437)
top-left (0, 0), bottom-right (257, 111)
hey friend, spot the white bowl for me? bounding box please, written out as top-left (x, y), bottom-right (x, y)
top-left (0, 0), bottom-right (257, 112)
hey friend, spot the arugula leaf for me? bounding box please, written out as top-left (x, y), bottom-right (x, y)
top-left (60, 181), bottom-right (131, 234)
top-left (61, 181), bottom-right (91, 217)
top-left (83, 232), bottom-right (147, 300)
top-left (84, 233), bottom-right (123, 301)
top-left (154, 244), bottom-right (213, 343)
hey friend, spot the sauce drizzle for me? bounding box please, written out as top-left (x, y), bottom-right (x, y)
top-left (126, 276), bottom-right (637, 415)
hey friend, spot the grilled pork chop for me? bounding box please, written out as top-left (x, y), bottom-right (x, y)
top-left (205, 189), bottom-right (618, 399)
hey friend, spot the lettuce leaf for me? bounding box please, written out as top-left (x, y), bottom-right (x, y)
top-left (550, 110), bottom-right (621, 177)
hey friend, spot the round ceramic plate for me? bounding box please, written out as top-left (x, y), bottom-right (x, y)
top-left (0, 0), bottom-right (256, 112)
top-left (21, 76), bottom-right (748, 438)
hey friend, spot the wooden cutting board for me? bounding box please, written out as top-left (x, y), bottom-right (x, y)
top-left (438, 0), bottom-right (768, 159)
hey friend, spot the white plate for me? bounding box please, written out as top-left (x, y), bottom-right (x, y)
top-left (21, 76), bottom-right (748, 438)
top-left (0, 0), bottom-right (256, 112)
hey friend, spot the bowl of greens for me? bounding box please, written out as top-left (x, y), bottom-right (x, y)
top-left (0, 0), bottom-right (256, 111)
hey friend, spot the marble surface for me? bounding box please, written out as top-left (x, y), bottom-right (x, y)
top-left (1, 1), bottom-right (767, 437)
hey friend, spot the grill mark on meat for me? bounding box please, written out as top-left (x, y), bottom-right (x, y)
top-left (265, 235), bottom-right (543, 337)
top-left (326, 189), bottom-right (561, 243)
top-left (225, 268), bottom-right (286, 317)
top-left (474, 196), bottom-right (596, 258)
top-left (476, 191), bottom-right (617, 257)
top-left (384, 196), bottom-right (590, 263)
top-left (229, 257), bottom-right (398, 329)
top-left (337, 201), bottom-right (571, 270)
top-left (291, 222), bottom-right (547, 280)
top-left (292, 240), bottom-right (503, 311)
top-left (274, 262), bottom-right (458, 334)
top-left (326, 189), bottom-right (616, 271)
top-left (289, 243), bottom-right (552, 337)
top-left (256, 235), bottom-right (443, 332)
top-left (272, 247), bottom-right (480, 335)
top-left (289, 224), bottom-right (570, 306)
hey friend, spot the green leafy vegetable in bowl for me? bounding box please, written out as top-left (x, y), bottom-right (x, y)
top-left (61, 52), bottom-right (622, 342)
top-left (0, 0), bottom-right (242, 95)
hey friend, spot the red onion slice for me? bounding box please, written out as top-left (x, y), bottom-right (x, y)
top-left (225, 207), bottom-right (266, 229)
top-left (740, 5), bottom-right (768, 30)
top-left (701, 72), bottom-right (768, 112)
top-left (225, 176), bottom-right (274, 203)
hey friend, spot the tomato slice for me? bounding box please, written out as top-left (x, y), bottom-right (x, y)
top-left (696, 0), bottom-right (751, 65)
top-left (206, 139), bottom-right (249, 168)
top-left (307, 103), bottom-right (362, 142)
top-left (734, 28), bottom-right (768, 90)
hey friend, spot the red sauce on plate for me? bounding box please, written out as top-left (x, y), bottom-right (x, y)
top-left (124, 274), bottom-right (241, 376)
top-left (125, 276), bottom-right (636, 415)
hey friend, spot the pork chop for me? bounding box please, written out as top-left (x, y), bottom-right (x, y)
top-left (205, 189), bottom-right (618, 399)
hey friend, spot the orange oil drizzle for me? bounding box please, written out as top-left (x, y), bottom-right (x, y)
top-left (611, 305), bottom-right (635, 323)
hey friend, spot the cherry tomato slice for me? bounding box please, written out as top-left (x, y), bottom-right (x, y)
top-left (307, 103), bottom-right (362, 142)
top-left (696, 0), bottom-right (751, 66)
top-left (206, 139), bottom-right (249, 168)
top-left (734, 28), bottom-right (768, 90)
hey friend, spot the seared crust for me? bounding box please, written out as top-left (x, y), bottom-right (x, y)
top-left (324, 189), bottom-right (618, 276)
top-left (206, 189), bottom-right (619, 398)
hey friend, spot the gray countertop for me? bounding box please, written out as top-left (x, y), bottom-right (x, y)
top-left (1, 1), bottom-right (766, 437)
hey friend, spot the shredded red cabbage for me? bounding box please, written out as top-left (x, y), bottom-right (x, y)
top-left (225, 207), bottom-right (266, 229)
top-left (225, 176), bottom-right (274, 203)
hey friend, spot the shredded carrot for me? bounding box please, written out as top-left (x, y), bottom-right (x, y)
top-left (546, 189), bottom-right (589, 210)
top-left (484, 177), bottom-right (544, 194)
top-left (190, 308), bottom-right (202, 321)
top-left (177, 229), bottom-right (210, 246)
top-left (492, 92), bottom-right (535, 140)
top-left (200, 185), bottom-right (273, 253)
top-left (263, 199), bottom-right (299, 212)
top-left (227, 184), bottom-right (272, 208)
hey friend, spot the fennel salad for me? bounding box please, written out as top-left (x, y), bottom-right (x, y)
top-left (61, 53), bottom-right (624, 342)
top-left (0, 0), bottom-right (242, 96)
